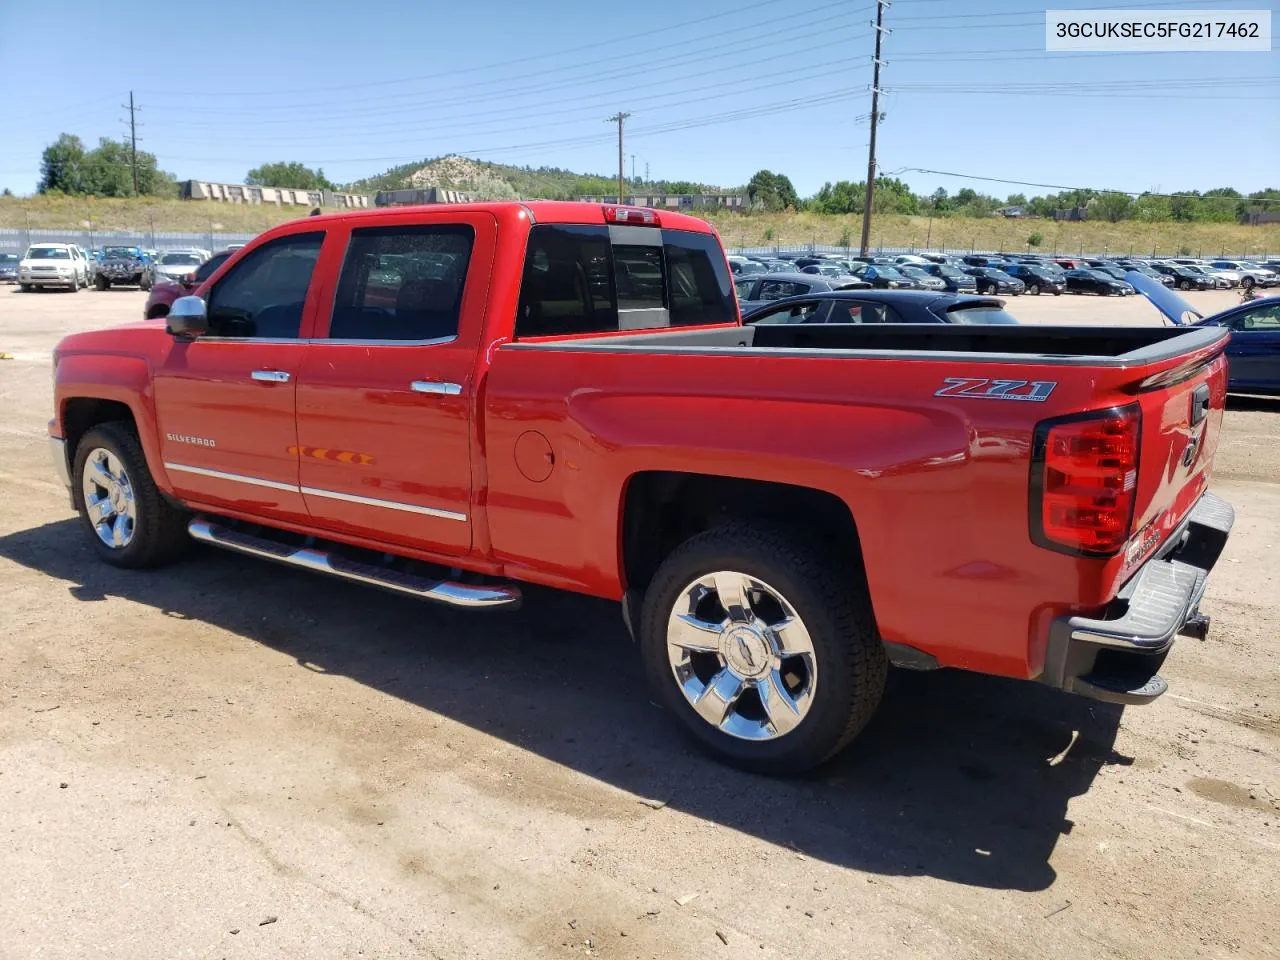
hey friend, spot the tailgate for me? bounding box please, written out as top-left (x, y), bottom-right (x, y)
top-left (1120, 346), bottom-right (1229, 578)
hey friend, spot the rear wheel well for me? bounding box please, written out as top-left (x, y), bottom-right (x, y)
top-left (62, 398), bottom-right (137, 464)
top-left (146, 303), bottom-right (170, 319)
top-left (622, 471), bottom-right (865, 599)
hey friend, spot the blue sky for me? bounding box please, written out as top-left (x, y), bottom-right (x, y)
top-left (0, 0), bottom-right (1275, 199)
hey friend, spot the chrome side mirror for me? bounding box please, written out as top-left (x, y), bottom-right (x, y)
top-left (167, 295), bottom-right (209, 339)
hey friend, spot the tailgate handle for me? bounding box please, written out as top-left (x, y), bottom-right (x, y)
top-left (1190, 384), bottom-right (1210, 426)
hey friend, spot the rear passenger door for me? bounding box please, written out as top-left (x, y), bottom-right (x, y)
top-left (293, 215), bottom-right (496, 556)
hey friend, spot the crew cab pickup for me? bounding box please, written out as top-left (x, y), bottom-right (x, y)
top-left (49, 201), bottom-right (1235, 775)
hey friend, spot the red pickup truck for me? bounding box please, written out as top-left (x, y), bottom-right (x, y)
top-left (48, 201), bottom-right (1235, 774)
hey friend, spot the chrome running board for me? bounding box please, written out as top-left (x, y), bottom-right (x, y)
top-left (187, 517), bottom-right (521, 610)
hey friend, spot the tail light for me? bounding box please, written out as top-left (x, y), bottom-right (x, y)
top-left (1030, 404), bottom-right (1141, 556)
top-left (603, 205), bottom-right (660, 226)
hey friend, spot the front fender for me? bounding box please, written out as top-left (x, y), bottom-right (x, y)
top-left (54, 353), bottom-right (170, 493)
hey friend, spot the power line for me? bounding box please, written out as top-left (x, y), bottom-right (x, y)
top-left (145, 18), bottom-right (869, 128)
top-left (141, 0), bottom-right (864, 100)
top-left (899, 167), bottom-right (1280, 203)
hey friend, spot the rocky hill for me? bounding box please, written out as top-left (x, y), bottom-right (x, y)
top-left (345, 154), bottom-right (730, 201)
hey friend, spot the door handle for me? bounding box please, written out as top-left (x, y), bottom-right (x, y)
top-left (411, 380), bottom-right (463, 396)
top-left (251, 370), bottom-right (291, 383)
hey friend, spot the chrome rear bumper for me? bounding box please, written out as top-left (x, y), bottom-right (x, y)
top-left (1042, 491), bottom-right (1234, 705)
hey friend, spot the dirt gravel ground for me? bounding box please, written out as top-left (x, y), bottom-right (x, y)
top-left (0, 285), bottom-right (1277, 960)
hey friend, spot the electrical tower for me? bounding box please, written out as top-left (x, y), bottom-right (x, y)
top-left (122, 91), bottom-right (141, 195)
top-left (860, 0), bottom-right (889, 256)
top-left (606, 112), bottom-right (631, 203)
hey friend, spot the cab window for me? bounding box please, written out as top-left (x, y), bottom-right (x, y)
top-left (205, 232), bottom-right (324, 339)
top-left (327, 225), bottom-right (474, 341)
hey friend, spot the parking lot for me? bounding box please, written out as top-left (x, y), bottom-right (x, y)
top-left (1, 284), bottom-right (1277, 960)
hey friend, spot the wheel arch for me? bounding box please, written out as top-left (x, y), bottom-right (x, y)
top-left (618, 471), bottom-right (869, 636)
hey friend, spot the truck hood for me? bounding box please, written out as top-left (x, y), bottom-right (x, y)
top-left (1125, 271), bottom-right (1207, 326)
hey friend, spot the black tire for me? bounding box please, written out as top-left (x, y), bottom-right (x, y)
top-left (20, 283), bottom-right (32, 292)
top-left (95, 275), bottom-right (109, 291)
top-left (139, 274), bottom-right (152, 291)
top-left (72, 421), bottom-right (190, 569)
top-left (1179, 280), bottom-right (1191, 291)
top-left (638, 521), bottom-right (888, 776)
top-left (1053, 289), bottom-right (1062, 296)
top-left (1029, 283), bottom-right (1041, 296)
top-left (1242, 276), bottom-right (1255, 290)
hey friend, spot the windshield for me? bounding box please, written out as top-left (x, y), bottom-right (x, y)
top-left (872, 265), bottom-right (905, 279)
top-left (160, 253), bottom-right (202, 265)
top-left (25, 246), bottom-right (70, 259)
top-left (1082, 270), bottom-right (1111, 281)
top-left (899, 266), bottom-right (930, 278)
top-left (935, 265), bottom-right (965, 278)
top-left (945, 304), bottom-right (1020, 325)
top-left (102, 247), bottom-right (138, 259)
top-left (737, 260), bottom-right (766, 275)
top-left (0, 253), bottom-right (17, 263)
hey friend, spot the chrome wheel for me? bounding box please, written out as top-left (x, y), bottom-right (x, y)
top-left (666, 571), bottom-right (817, 741)
top-left (81, 447), bottom-right (137, 549)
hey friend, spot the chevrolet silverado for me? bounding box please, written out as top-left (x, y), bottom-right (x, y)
top-left (49, 201), bottom-right (1235, 774)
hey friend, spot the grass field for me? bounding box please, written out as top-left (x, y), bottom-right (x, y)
top-left (4, 195), bottom-right (1278, 257)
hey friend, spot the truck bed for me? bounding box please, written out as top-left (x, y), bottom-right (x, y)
top-left (504, 322), bottom-right (1225, 365)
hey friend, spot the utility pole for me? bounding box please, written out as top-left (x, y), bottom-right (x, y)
top-left (859, 0), bottom-right (889, 256)
top-left (606, 111), bottom-right (630, 203)
top-left (123, 91), bottom-right (140, 195)
top-left (631, 154), bottom-right (636, 182)
top-left (645, 161), bottom-right (649, 183)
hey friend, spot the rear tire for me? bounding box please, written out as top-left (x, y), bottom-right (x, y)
top-left (73, 421), bottom-right (190, 569)
top-left (1028, 283), bottom-right (1041, 296)
top-left (1179, 280), bottom-right (1192, 291)
top-left (1242, 276), bottom-right (1255, 291)
top-left (639, 521), bottom-right (888, 776)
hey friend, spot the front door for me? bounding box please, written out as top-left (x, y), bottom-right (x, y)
top-left (293, 216), bottom-right (495, 556)
top-left (1227, 302), bottom-right (1280, 389)
top-left (152, 230), bottom-right (327, 525)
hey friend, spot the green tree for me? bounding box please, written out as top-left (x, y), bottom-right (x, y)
top-left (1027, 232), bottom-right (1044, 247)
top-left (1087, 192), bottom-right (1134, 222)
top-left (39, 134), bottom-right (87, 194)
top-left (1005, 193), bottom-right (1027, 206)
top-left (246, 161), bottom-right (336, 190)
top-left (746, 170), bottom-right (798, 211)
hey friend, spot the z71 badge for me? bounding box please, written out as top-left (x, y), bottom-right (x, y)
top-left (934, 377), bottom-right (1057, 402)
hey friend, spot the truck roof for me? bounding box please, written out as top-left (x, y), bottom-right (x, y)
top-left (295, 199), bottom-right (719, 234)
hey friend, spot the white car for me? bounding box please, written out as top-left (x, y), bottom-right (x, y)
top-left (151, 251), bottom-right (207, 284)
top-left (893, 254), bottom-right (932, 265)
top-left (18, 242), bottom-right (91, 291)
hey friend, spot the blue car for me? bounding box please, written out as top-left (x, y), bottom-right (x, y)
top-left (1128, 272), bottom-right (1280, 395)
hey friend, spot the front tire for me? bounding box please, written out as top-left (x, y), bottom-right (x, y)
top-left (1179, 280), bottom-right (1192, 291)
top-left (1028, 283), bottom-right (1041, 296)
top-left (20, 283), bottom-right (32, 292)
top-left (73, 422), bottom-right (190, 569)
top-left (1242, 276), bottom-right (1255, 291)
top-left (639, 522), bottom-right (888, 776)
top-left (95, 275), bottom-right (109, 291)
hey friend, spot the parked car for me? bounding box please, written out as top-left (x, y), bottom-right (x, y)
top-left (1185, 265), bottom-right (1232, 289)
top-left (894, 265), bottom-right (946, 291)
top-left (742, 289), bottom-right (1019, 325)
top-left (1064, 269), bottom-right (1134, 296)
top-left (734, 273), bottom-right (871, 312)
top-left (150, 251), bottom-right (209, 286)
top-left (849, 263), bottom-right (920, 289)
top-left (961, 266), bottom-right (1025, 295)
top-left (1129, 273), bottom-right (1280, 394)
top-left (1208, 260), bottom-right (1278, 290)
top-left (142, 248), bottom-right (237, 319)
top-left (0, 252), bottom-right (18, 283)
top-left (1115, 261), bottom-right (1175, 286)
top-left (1054, 259), bottom-right (1088, 270)
top-left (800, 262), bottom-right (849, 278)
top-left (94, 245), bottom-right (153, 290)
top-left (48, 199), bottom-right (1235, 774)
top-left (1150, 262), bottom-right (1215, 291)
top-left (917, 262), bottom-right (978, 293)
top-left (17, 242), bottom-right (91, 291)
top-left (893, 254), bottom-right (932, 266)
top-left (1001, 262), bottom-right (1065, 296)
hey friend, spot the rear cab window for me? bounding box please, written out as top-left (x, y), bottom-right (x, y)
top-left (515, 223), bottom-right (736, 338)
